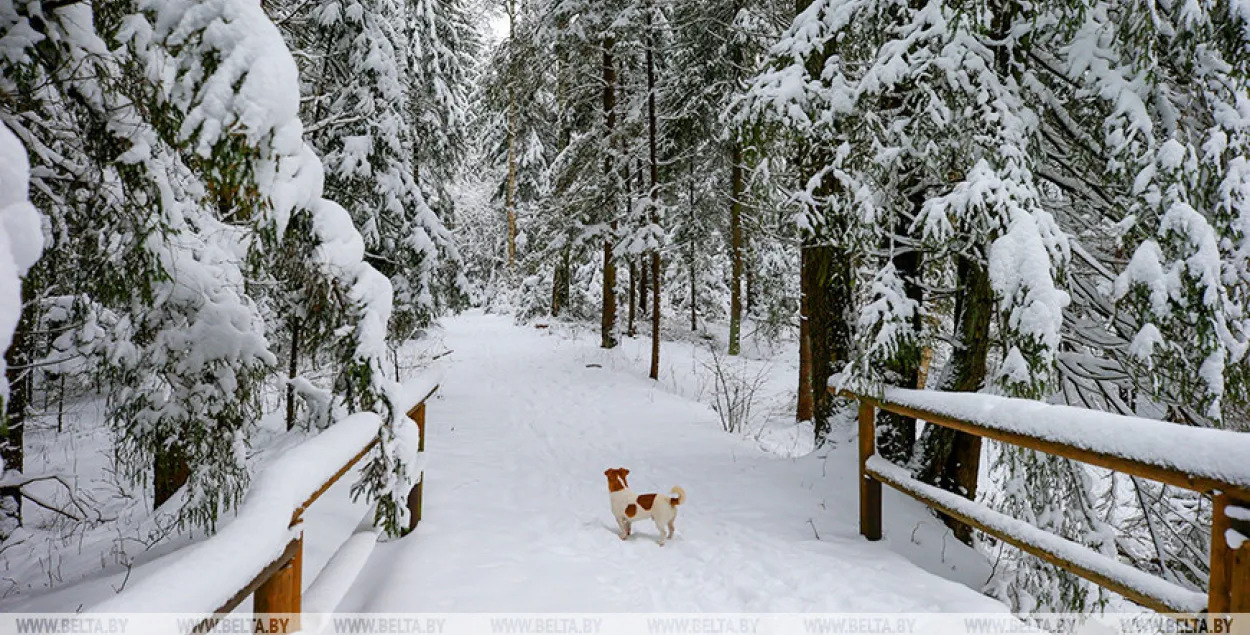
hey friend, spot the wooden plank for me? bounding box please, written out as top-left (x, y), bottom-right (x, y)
top-left (842, 391), bottom-right (1250, 500)
top-left (1232, 546), bottom-right (1250, 614)
top-left (254, 534), bottom-right (302, 633)
top-left (405, 384), bottom-right (440, 421)
top-left (1210, 494), bottom-right (1233, 614)
top-left (196, 538), bottom-right (302, 634)
top-left (290, 437), bottom-right (378, 527)
top-left (406, 401), bottom-right (427, 533)
top-left (866, 462), bottom-right (1197, 614)
top-left (293, 384), bottom-right (438, 529)
top-left (1230, 505), bottom-right (1250, 616)
top-left (859, 401), bottom-right (881, 541)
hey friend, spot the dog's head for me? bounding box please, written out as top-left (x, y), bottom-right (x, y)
top-left (604, 467), bottom-right (630, 492)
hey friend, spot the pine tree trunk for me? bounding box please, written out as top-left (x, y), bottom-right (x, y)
top-left (505, 2), bottom-right (518, 270)
top-left (916, 254), bottom-right (992, 544)
top-left (745, 245), bottom-right (755, 316)
top-left (647, 13), bottom-right (661, 381)
top-left (551, 264), bottom-right (562, 317)
top-left (1, 284), bottom-right (35, 535)
top-left (729, 141), bottom-right (744, 356)
top-left (876, 194), bottom-right (925, 464)
top-left (639, 255), bottom-right (649, 317)
top-left (628, 260), bottom-right (637, 337)
top-left (285, 317), bottom-right (301, 431)
top-left (688, 163), bottom-right (698, 332)
top-left (804, 240), bottom-right (854, 441)
top-left (600, 36), bottom-right (618, 350)
top-left (153, 442), bottom-right (189, 509)
top-left (796, 246), bottom-right (814, 423)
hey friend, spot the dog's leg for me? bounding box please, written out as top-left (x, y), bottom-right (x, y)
top-left (616, 516), bottom-right (629, 540)
top-left (668, 519), bottom-right (675, 538)
top-left (654, 518), bottom-right (667, 546)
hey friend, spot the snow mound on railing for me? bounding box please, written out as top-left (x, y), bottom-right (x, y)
top-left (851, 384), bottom-right (1250, 491)
top-left (867, 457), bottom-right (1208, 613)
top-left (90, 413), bottom-right (383, 615)
top-left (396, 372), bottom-right (441, 416)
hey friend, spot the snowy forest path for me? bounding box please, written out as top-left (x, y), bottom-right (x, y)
top-left (336, 312), bottom-right (1010, 613)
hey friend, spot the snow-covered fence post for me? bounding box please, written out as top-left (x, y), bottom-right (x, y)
top-left (859, 401), bottom-right (881, 541)
top-left (404, 400), bottom-right (427, 533)
top-left (1217, 497), bottom-right (1250, 616)
top-left (1210, 494), bottom-right (1233, 614)
top-left (254, 536), bottom-right (303, 631)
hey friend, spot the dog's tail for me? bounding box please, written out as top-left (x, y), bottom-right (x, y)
top-left (670, 486), bottom-right (686, 506)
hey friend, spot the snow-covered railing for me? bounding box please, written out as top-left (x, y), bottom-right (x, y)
top-left (90, 379), bottom-right (440, 634)
top-left (839, 386), bottom-right (1250, 616)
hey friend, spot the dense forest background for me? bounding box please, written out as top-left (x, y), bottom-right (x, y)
top-left (2, 0), bottom-right (1249, 616)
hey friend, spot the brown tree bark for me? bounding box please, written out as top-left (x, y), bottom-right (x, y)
top-left (647, 13), bottom-right (661, 380)
top-left (628, 261), bottom-right (638, 337)
top-left (153, 443), bottom-right (190, 509)
top-left (687, 162), bottom-right (698, 332)
top-left (916, 255), bottom-right (993, 544)
top-left (804, 239), bottom-right (854, 441)
top-left (600, 36), bottom-right (618, 349)
top-left (505, 0), bottom-right (518, 269)
top-left (1, 283), bottom-right (34, 533)
top-left (796, 250), bottom-right (814, 423)
top-left (638, 255), bottom-right (648, 317)
top-left (729, 141), bottom-right (744, 356)
top-left (285, 318), bottom-right (301, 431)
top-left (876, 189), bottom-right (925, 464)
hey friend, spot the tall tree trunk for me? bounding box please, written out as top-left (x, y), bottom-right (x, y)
top-left (876, 191), bottom-right (925, 464)
top-left (551, 264), bottom-right (562, 317)
top-left (153, 442), bottom-right (189, 509)
top-left (639, 255), bottom-right (649, 316)
top-left (916, 255), bottom-right (993, 544)
top-left (647, 11), bottom-right (661, 380)
top-left (791, 0), bottom-right (856, 441)
top-left (505, 1), bottom-right (518, 270)
top-left (628, 260), bottom-right (638, 337)
top-left (1, 283), bottom-right (35, 535)
top-left (600, 36), bottom-right (618, 349)
top-left (745, 242), bottom-right (755, 316)
top-left (804, 240), bottom-right (854, 441)
top-left (729, 140), bottom-right (744, 356)
top-left (688, 161), bottom-right (698, 332)
top-left (285, 317), bottom-right (302, 431)
top-left (796, 246), bottom-right (814, 423)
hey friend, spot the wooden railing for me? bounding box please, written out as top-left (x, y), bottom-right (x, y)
top-left (89, 380), bottom-right (440, 633)
top-left (839, 386), bottom-right (1250, 616)
top-left (237, 383), bottom-right (438, 632)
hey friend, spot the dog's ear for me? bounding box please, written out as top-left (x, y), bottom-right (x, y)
top-left (621, 468), bottom-right (630, 477)
top-left (604, 468), bottom-right (613, 476)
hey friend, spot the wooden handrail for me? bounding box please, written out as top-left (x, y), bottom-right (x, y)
top-left (838, 386), bottom-right (1250, 616)
top-left (203, 384), bottom-right (439, 631)
top-left (846, 391), bottom-right (1250, 500)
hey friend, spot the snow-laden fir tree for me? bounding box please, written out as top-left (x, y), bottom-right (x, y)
top-left (277, 0), bottom-right (460, 339)
top-left (1, 0), bottom-right (422, 537)
top-left (0, 121), bottom-right (43, 538)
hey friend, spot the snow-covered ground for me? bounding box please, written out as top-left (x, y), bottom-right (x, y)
top-left (5, 310), bottom-right (1012, 614)
top-left (334, 311), bottom-right (1007, 613)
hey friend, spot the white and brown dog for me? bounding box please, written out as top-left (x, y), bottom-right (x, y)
top-left (604, 467), bottom-right (685, 545)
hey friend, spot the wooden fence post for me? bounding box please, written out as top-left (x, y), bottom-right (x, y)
top-left (254, 533), bottom-right (302, 633)
top-left (1228, 499), bottom-right (1250, 624)
top-left (404, 401), bottom-right (426, 533)
top-left (859, 400), bottom-right (882, 541)
top-left (1210, 493), bottom-right (1233, 615)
